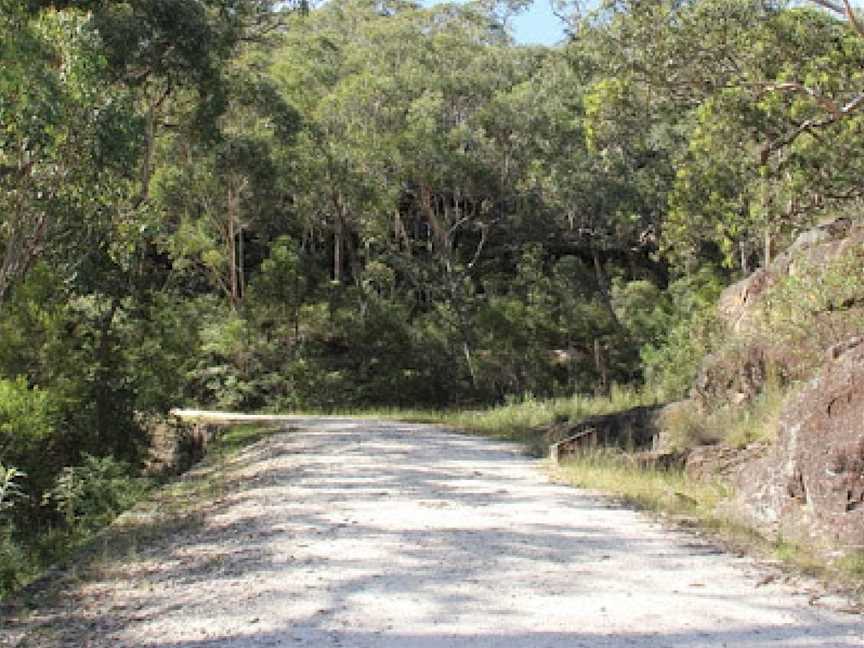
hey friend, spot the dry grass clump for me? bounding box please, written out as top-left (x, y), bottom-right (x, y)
top-left (555, 448), bottom-right (727, 517)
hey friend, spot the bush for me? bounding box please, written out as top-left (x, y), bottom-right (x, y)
top-left (0, 527), bottom-right (27, 595)
top-left (639, 266), bottom-right (726, 400)
top-left (43, 454), bottom-right (149, 534)
top-left (0, 464), bottom-right (28, 595)
top-left (0, 464), bottom-right (27, 513)
top-left (0, 377), bottom-right (59, 496)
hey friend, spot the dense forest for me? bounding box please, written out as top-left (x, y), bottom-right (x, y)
top-left (2, 0), bottom-right (864, 592)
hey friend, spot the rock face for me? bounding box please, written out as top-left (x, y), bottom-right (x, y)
top-left (730, 338), bottom-right (864, 553)
top-left (715, 218), bottom-right (861, 336)
top-left (693, 219), bottom-right (864, 410)
top-left (685, 443), bottom-right (769, 483)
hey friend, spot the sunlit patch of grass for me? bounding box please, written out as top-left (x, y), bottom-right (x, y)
top-left (772, 538), bottom-right (825, 578)
top-left (555, 448), bottom-right (728, 517)
top-left (209, 423), bottom-right (282, 455)
top-left (835, 551), bottom-right (864, 581)
top-left (425, 386), bottom-right (655, 456)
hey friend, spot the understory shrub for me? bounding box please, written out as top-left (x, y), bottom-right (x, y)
top-left (623, 266), bottom-right (726, 400)
top-left (761, 248), bottom-right (864, 373)
top-left (43, 454), bottom-right (149, 535)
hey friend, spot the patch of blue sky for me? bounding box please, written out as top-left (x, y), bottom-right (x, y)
top-left (507, 1), bottom-right (568, 46)
top-left (419, 0), bottom-right (569, 46)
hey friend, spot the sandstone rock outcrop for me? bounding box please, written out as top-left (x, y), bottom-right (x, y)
top-left (693, 219), bottom-right (864, 410)
top-left (684, 442), bottom-right (769, 483)
top-left (729, 338), bottom-right (864, 553)
top-left (715, 218), bottom-right (861, 336)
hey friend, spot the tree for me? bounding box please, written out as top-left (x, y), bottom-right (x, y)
top-left (572, 0), bottom-right (864, 271)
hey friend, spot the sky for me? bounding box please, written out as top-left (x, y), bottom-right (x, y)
top-left (418, 0), bottom-right (569, 46)
top-left (507, 1), bottom-right (568, 46)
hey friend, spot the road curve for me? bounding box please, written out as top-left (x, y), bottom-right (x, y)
top-left (5, 419), bottom-right (862, 647)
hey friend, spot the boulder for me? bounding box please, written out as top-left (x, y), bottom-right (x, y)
top-left (729, 337), bottom-right (864, 554)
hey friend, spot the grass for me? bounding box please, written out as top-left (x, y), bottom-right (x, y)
top-left (658, 380), bottom-right (790, 452)
top-left (835, 551), bottom-right (864, 581)
top-left (208, 423), bottom-right (282, 455)
top-left (367, 386), bottom-right (657, 456)
top-left (554, 448), bottom-right (728, 518)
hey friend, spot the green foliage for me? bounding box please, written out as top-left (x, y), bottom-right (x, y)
top-left (639, 267), bottom-right (726, 400)
top-left (7, 0), bottom-right (864, 599)
top-left (0, 464), bottom-right (27, 514)
top-left (0, 377), bottom-right (58, 495)
top-left (0, 525), bottom-right (28, 596)
top-left (43, 454), bottom-right (148, 533)
top-left (761, 247), bottom-right (864, 368)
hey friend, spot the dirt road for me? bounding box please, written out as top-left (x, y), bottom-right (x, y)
top-left (4, 419), bottom-right (862, 647)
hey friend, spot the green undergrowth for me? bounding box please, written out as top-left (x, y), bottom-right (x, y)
top-left (1, 422), bottom-right (280, 603)
top-left (659, 379), bottom-right (790, 451)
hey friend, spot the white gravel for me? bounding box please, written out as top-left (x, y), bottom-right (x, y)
top-left (6, 419), bottom-right (863, 647)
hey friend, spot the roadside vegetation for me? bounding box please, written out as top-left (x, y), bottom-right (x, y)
top-left (432, 387), bottom-right (654, 455)
top-left (0, 423), bottom-right (281, 600)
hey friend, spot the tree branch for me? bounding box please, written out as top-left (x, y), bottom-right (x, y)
top-left (809, 0), bottom-right (864, 38)
top-left (759, 88), bottom-right (864, 163)
top-left (763, 81), bottom-right (841, 117)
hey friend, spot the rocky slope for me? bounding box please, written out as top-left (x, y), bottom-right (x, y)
top-left (730, 337), bottom-right (864, 554)
top-left (687, 219), bottom-right (864, 556)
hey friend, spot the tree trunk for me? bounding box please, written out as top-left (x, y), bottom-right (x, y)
top-left (238, 222), bottom-right (245, 303)
top-left (333, 217), bottom-right (342, 284)
top-left (593, 338), bottom-right (608, 396)
top-left (591, 247), bottom-right (626, 334)
top-left (227, 186), bottom-right (239, 309)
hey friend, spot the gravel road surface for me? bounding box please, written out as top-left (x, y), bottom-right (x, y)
top-left (4, 419), bottom-right (862, 647)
